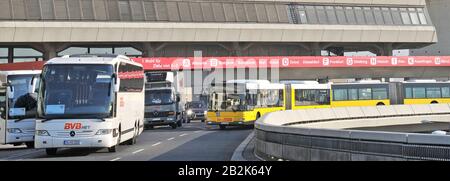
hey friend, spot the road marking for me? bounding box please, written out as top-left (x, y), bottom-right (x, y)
top-left (168, 137), bottom-right (175, 141)
top-left (179, 133), bottom-right (188, 137)
top-left (132, 149), bottom-right (145, 154)
top-left (152, 142), bottom-right (161, 146)
top-left (194, 131), bottom-right (201, 133)
top-left (110, 157), bottom-right (121, 161)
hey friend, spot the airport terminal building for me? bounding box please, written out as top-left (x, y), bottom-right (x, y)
top-left (0, 0), bottom-right (438, 63)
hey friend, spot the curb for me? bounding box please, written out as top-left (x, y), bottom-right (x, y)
top-left (231, 131), bottom-right (255, 161)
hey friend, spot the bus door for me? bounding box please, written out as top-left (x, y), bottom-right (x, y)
top-left (285, 84), bottom-right (292, 110)
top-left (0, 86), bottom-right (7, 144)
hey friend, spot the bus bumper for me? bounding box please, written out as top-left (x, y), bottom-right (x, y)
top-left (6, 133), bottom-right (34, 144)
top-left (35, 135), bottom-right (116, 149)
top-left (206, 121), bottom-right (255, 126)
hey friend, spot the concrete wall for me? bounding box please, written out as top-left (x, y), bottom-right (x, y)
top-left (254, 104), bottom-right (450, 161)
top-left (411, 0), bottom-right (450, 56)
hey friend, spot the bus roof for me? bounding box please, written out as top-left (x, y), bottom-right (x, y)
top-left (46, 54), bottom-right (142, 67)
top-left (226, 80), bottom-right (271, 85)
top-left (292, 83), bottom-right (331, 90)
top-left (0, 70), bottom-right (41, 76)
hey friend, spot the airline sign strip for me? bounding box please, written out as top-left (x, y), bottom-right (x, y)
top-left (132, 56), bottom-right (450, 70)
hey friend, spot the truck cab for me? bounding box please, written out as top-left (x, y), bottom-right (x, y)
top-left (144, 72), bottom-right (183, 129)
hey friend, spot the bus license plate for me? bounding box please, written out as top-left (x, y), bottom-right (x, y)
top-left (64, 140), bottom-right (81, 145)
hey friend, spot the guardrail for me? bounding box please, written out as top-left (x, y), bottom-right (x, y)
top-left (255, 104), bottom-right (450, 161)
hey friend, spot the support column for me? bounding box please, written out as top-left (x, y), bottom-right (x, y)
top-left (7, 47), bottom-right (13, 63)
top-left (43, 44), bottom-right (57, 60)
top-left (382, 43), bottom-right (393, 56)
top-left (311, 43), bottom-right (322, 56)
top-left (141, 43), bottom-right (155, 57)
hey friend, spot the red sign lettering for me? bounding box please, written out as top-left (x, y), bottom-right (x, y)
top-left (64, 123), bottom-right (82, 130)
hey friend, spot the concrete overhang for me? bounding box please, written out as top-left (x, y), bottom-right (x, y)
top-left (243, 0), bottom-right (426, 6)
top-left (0, 21), bottom-right (437, 44)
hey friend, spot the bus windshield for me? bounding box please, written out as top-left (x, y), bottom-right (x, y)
top-left (145, 89), bottom-right (174, 105)
top-left (8, 75), bottom-right (38, 119)
top-left (209, 92), bottom-right (248, 111)
top-left (40, 64), bottom-right (114, 118)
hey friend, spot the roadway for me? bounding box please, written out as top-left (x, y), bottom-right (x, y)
top-left (0, 121), bottom-right (253, 161)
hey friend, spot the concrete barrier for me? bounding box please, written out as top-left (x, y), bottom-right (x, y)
top-left (255, 104), bottom-right (450, 161)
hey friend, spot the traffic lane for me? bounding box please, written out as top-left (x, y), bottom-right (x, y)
top-left (0, 144), bottom-right (40, 160)
top-left (151, 126), bottom-right (253, 161)
top-left (16, 122), bottom-right (209, 161)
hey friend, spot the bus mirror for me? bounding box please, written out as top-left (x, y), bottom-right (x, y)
top-left (114, 78), bottom-right (120, 92)
top-left (7, 86), bottom-right (14, 99)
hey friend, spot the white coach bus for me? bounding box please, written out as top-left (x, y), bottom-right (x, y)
top-left (35, 55), bottom-right (145, 155)
top-left (0, 70), bottom-right (41, 148)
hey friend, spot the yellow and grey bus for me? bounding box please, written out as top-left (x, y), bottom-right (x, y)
top-left (331, 81), bottom-right (390, 107)
top-left (394, 80), bottom-right (450, 105)
top-left (286, 81), bottom-right (332, 110)
top-left (207, 80), bottom-right (285, 130)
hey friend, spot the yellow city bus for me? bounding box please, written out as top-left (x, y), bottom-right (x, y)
top-left (330, 81), bottom-right (390, 107)
top-left (401, 80), bottom-right (450, 105)
top-left (287, 82), bottom-right (332, 110)
top-left (207, 80), bottom-right (285, 130)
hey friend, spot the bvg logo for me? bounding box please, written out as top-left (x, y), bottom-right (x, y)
top-left (64, 123), bottom-right (82, 130)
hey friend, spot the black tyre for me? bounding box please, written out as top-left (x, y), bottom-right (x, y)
top-left (109, 128), bottom-right (121, 152)
top-left (201, 119), bottom-right (205, 123)
top-left (171, 123), bottom-right (177, 129)
top-left (25, 142), bottom-right (34, 149)
top-left (431, 101), bottom-right (439, 104)
top-left (376, 102), bottom-right (385, 106)
top-left (46, 148), bottom-right (57, 155)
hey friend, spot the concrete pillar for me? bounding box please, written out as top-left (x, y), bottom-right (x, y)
top-left (232, 42), bottom-right (242, 56)
top-left (141, 43), bottom-right (155, 57)
top-left (311, 43), bottom-right (322, 56)
top-left (7, 47), bottom-right (13, 63)
top-left (43, 45), bottom-right (57, 60)
top-left (382, 43), bottom-right (393, 56)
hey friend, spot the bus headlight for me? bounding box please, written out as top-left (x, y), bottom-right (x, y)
top-left (36, 130), bottom-right (50, 136)
top-left (7, 128), bottom-right (23, 134)
top-left (204, 111), bottom-right (207, 115)
top-left (95, 129), bottom-right (113, 135)
top-left (187, 110), bottom-right (193, 115)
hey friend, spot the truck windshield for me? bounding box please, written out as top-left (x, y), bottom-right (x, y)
top-left (8, 75), bottom-right (38, 119)
top-left (39, 64), bottom-right (114, 118)
top-left (145, 89), bottom-right (174, 105)
top-left (187, 102), bottom-right (205, 109)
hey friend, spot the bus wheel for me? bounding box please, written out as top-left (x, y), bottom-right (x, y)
top-left (127, 124), bottom-right (138, 145)
top-left (431, 101), bottom-right (439, 104)
top-left (219, 125), bottom-right (226, 130)
top-left (376, 102), bottom-right (385, 106)
top-left (46, 148), bottom-right (57, 155)
top-left (109, 128), bottom-right (121, 152)
top-left (25, 142), bottom-right (34, 149)
top-left (170, 123), bottom-right (177, 129)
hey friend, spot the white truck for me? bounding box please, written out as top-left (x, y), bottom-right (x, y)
top-left (0, 70), bottom-right (41, 148)
top-left (35, 54), bottom-right (145, 155)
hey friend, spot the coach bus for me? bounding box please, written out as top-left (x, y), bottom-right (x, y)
top-left (35, 54), bottom-right (145, 155)
top-left (207, 80), bottom-right (285, 130)
top-left (0, 70), bottom-right (41, 148)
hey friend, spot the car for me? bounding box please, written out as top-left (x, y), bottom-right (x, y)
top-left (184, 101), bottom-right (207, 123)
